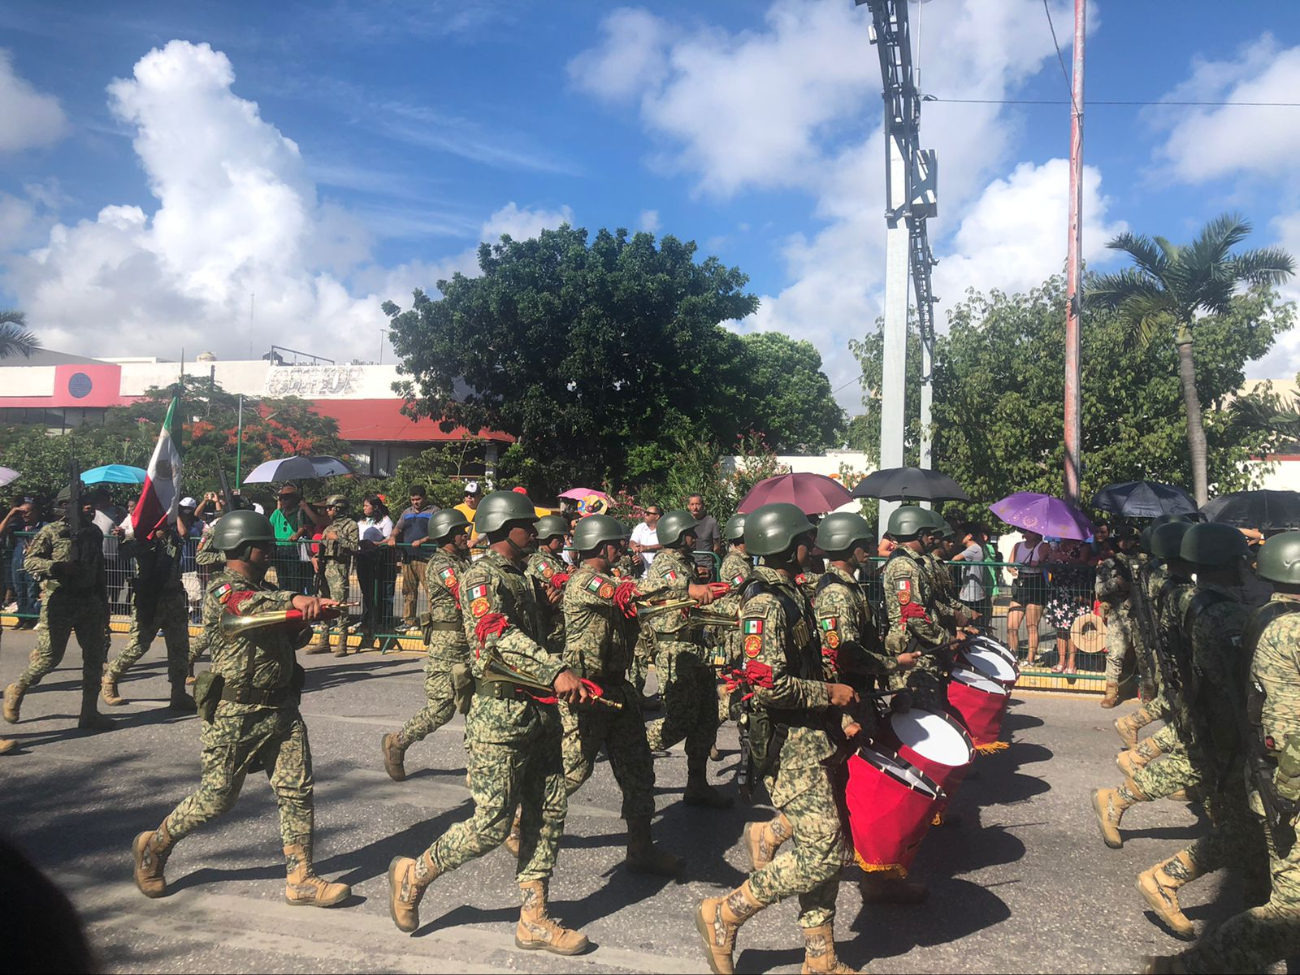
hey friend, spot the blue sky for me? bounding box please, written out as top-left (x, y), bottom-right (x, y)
top-left (2, 0), bottom-right (1298, 409)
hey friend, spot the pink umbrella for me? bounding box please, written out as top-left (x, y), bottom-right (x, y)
top-left (737, 473), bottom-right (854, 515)
top-left (558, 487), bottom-right (611, 502)
top-left (989, 492), bottom-right (1093, 541)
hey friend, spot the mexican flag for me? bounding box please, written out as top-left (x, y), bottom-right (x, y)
top-left (127, 396), bottom-right (183, 539)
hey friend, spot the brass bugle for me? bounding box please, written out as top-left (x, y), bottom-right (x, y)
top-left (484, 656), bottom-right (622, 708)
top-left (689, 608), bottom-right (741, 627)
top-left (631, 597), bottom-right (696, 619)
top-left (219, 608), bottom-right (336, 638)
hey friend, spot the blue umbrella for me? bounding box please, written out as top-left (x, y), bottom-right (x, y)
top-left (81, 464), bottom-right (148, 485)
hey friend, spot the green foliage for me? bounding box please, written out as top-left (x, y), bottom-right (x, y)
top-left (739, 332), bottom-right (845, 451)
top-left (384, 224), bottom-right (843, 495)
top-left (848, 323), bottom-right (924, 466)
top-left (0, 310), bottom-right (37, 360)
top-left (388, 440), bottom-right (484, 510)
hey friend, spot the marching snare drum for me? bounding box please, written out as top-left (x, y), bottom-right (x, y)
top-left (887, 706), bottom-right (974, 796)
top-left (961, 643), bottom-right (1019, 687)
top-left (845, 747), bottom-right (944, 878)
top-left (947, 667), bottom-right (1011, 751)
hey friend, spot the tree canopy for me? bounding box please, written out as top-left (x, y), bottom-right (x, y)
top-left (384, 225), bottom-right (844, 495)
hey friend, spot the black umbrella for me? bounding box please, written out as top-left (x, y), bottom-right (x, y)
top-left (1091, 480), bottom-right (1197, 518)
top-left (1201, 490), bottom-right (1300, 531)
top-left (851, 466), bottom-right (970, 502)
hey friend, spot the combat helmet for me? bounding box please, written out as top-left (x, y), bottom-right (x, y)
top-left (1258, 531), bottom-right (1300, 586)
top-left (656, 510), bottom-right (699, 549)
top-left (745, 503), bottom-right (816, 557)
top-left (324, 494), bottom-right (349, 510)
top-left (723, 513), bottom-right (747, 543)
top-left (428, 509), bottom-right (472, 544)
top-left (572, 514), bottom-right (629, 554)
top-left (1179, 522), bottom-right (1249, 567)
top-left (210, 510), bottom-right (277, 554)
top-left (535, 515), bottom-right (569, 543)
top-left (475, 490), bottom-right (538, 535)
top-left (886, 506), bottom-right (931, 540)
top-left (1150, 521), bottom-right (1193, 561)
top-left (816, 511), bottom-right (874, 556)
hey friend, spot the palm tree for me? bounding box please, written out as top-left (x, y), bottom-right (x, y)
top-left (0, 309), bottom-right (37, 360)
top-left (1089, 214), bottom-right (1294, 506)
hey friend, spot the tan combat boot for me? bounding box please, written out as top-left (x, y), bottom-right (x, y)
top-left (1100, 683), bottom-right (1120, 709)
top-left (304, 629), bottom-right (330, 655)
top-left (331, 629), bottom-right (349, 657)
top-left (77, 686), bottom-right (115, 731)
top-left (3, 682), bottom-right (24, 724)
top-left (101, 675), bottom-right (126, 707)
top-left (1115, 707), bottom-right (1154, 748)
top-left (685, 760), bottom-right (734, 809)
top-left (504, 813), bottom-right (522, 857)
top-left (745, 813), bottom-right (793, 871)
top-left (387, 851), bottom-right (440, 933)
top-left (0, 738), bottom-right (14, 754)
top-left (800, 922), bottom-right (857, 974)
top-left (1092, 779), bottom-right (1145, 849)
top-left (516, 879), bottom-right (589, 955)
top-left (1137, 851), bottom-right (1203, 939)
top-left (381, 731), bottom-right (408, 782)
top-left (625, 815), bottom-right (683, 877)
top-left (283, 844), bottom-right (350, 907)
top-left (132, 822), bottom-right (175, 898)
top-left (695, 880), bottom-right (765, 975)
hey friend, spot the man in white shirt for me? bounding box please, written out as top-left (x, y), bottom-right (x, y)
top-left (629, 506), bottom-right (663, 571)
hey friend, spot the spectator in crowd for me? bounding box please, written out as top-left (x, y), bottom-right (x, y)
top-left (357, 494), bottom-right (396, 645)
top-left (270, 483), bottom-right (315, 596)
top-left (390, 485), bottom-right (436, 633)
top-left (1, 499), bottom-right (34, 612)
top-left (1006, 528), bottom-right (1050, 666)
top-left (686, 493), bottom-right (721, 579)
top-left (6, 500), bottom-right (45, 628)
top-left (952, 523), bottom-right (993, 621)
top-left (1089, 521), bottom-right (1111, 556)
top-left (630, 506), bottom-right (663, 574)
top-left (89, 487), bottom-right (131, 614)
top-left (453, 481), bottom-right (481, 543)
top-left (1042, 537), bottom-right (1095, 674)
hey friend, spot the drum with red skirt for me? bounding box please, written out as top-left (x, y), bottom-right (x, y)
top-left (961, 637), bottom-right (1019, 688)
top-left (844, 746), bottom-right (945, 878)
top-left (886, 706), bottom-right (974, 798)
top-left (947, 666), bottom-right (1012, 753)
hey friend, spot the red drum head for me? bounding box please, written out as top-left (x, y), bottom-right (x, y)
top-left (962, 644), bottom-right (1019, 686)
top-left (947, 674), bottom-right (1010, 750)
top-left (845, 748), bottom-right (943, 877)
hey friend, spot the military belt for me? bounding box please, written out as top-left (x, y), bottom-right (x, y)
top-left (475, 681), bottom-right (523, 701)
top-left (220, 684), bottom-right (291, 707)
top-left (425, 621), bottom-right (461, 632)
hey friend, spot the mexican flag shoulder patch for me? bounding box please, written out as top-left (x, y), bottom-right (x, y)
top-left (469, 583), bottom-right (489, 601)
top-left (742, 618), bottom-right (764, 635)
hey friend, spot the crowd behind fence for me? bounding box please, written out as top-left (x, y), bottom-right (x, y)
top-left (1, 531), bottom-right (1117, 679)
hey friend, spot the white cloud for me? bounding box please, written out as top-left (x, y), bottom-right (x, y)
top-left (638, 209), bottom-right (660, 233)
top-left (934, 159), bottom-right (1126, 303)
top-left (482, 201), bottom-right (574, 242)
top-left (1, 41), bottom-right (573, 363)
top-left (0, 50), bottom-right (68, 153)
top-left (1153, 35), bottom-right (1300, 183)
top-left (567, 8), bottom-right (670, 104)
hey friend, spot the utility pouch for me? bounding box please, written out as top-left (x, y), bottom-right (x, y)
top-left (290, 662), bottom-right (307, 705)
top-left (194, 671), bottom-right (223, 724)
top-left (450, 660), bottom-right (475, 715)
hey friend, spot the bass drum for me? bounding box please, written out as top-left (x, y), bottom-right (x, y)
top-left (961, 642), bottom-right (1019, 688)
top-left (844, 747), bottom-right (944, 879)
top-left (887, 706), bottom-right (974, 797)
top-left (947, 667), bottom-right (1012, 753)
top-left (968, 634), bottom-right (1018, 667)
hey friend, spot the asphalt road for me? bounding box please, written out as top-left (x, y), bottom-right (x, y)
top-left (0, 628), bottom-right (1241, 974)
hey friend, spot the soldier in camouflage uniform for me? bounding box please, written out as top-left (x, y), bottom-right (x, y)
top-left (130, 510), bottom-right (351, 907)
top-left (3, 484), bottom-right (114, 732)
top-left (880, 507), bottom-right (954, 708)
top-left (526, 514), bottom-right (570, 653)
top-left (559, 513), bottom-right (688, 876)
top-left (1146, 531), bottom-right (1300, 974)
top-left (643, 509), bottom-right (730, 808)
top-left (696, 503), bottom-right (859, 975)
top-left (1095, 524), bottom-right (1142, 708)
top-left (380, 509), bottom-right (473, 782)
top-left (386, 491), bottom-right (590, 954)
top-left (919, 514), bottom-right (975, 632)
top-left (710, 514), bottom-right (753, 737)
top-left (188, 517), bottom-right (226, 669)
top-left (102, 519), bottom-right (195, 712)
top-left (306, 495), bottom-right (358, 656)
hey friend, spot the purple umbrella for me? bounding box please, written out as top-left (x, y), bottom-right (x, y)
top-left (990, 492), bottom-right (1093, 541)
top-left (737, 473), bottom-right (854, 515)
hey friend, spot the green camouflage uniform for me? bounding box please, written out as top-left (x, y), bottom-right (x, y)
top-left (741, 564), bottom-right (844, 928)
top-left (163, 568), bottom-right (315, 849)
top-left (560, 564), bottom-right (668, 818)
top-left (813, 564), bottom-right (894, 686)
top-left (644, 547), bottom-right (718, 762)
top-left (711, 550), bottom-right (753, 718)
top-left (793, 570), bottom-right (821, 605)
top-left (525, 550), bottom-right (568, 653)
top-left (15, 521), bottom-right (109, 694)
top-left (189, 524), bottom-right (224, 664)
top-left (317, 515), bottom-right (358, 646)
top-left (921, 551), bottom-right (965, 630)
top-left (398, 549), bottom-right (471, 747)
top-left (881, 548), bottom-right (950, 704)
top-left (105, 529), bottom-right (191, 687)
top-left (423, 550), bottom-right (567, 883)
top-left (1181, 593), bottom-right (1300, 973)
top-left (1096, 550), bottom-right (1140, 687)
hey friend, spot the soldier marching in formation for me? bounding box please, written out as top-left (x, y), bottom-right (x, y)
top-left (307, 495), bottom-right (358, 656)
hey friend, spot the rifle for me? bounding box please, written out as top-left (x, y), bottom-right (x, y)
top-left (67, 453), bottom-right (81, 561)
top-left (218, 468), bottom-right (238, 513)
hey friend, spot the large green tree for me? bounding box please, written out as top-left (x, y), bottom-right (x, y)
top-left (384, 225), bottom-right (843, 495)
top-left (0, 310), bottom-right (36, 360)
top-left (739, 332), bottom-right (845, 452)
top-left (1089, 214), bottom-right (1295, 505)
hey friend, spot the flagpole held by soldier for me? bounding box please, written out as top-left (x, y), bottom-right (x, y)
top-left (130, 509), bottom-right (351, 908)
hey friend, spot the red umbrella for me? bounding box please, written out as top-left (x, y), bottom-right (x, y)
top-left (737, 473), bottom-right (854, 515)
